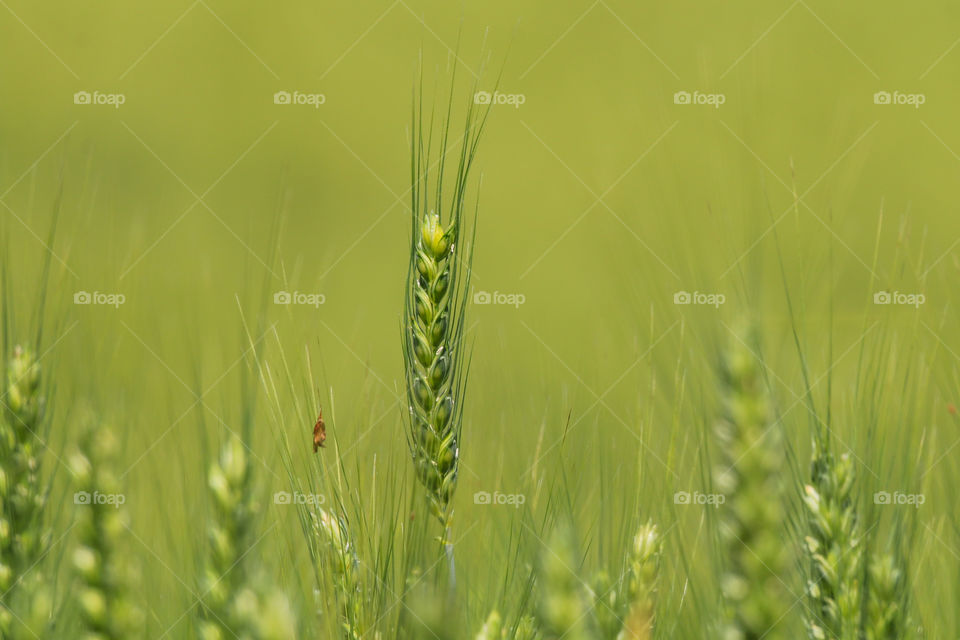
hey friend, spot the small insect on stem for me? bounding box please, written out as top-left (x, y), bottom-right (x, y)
top-left (313, 408), bottom-right (326, 452)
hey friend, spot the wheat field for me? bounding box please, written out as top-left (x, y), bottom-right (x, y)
top-left (1, 1), bottom-right (958, 638)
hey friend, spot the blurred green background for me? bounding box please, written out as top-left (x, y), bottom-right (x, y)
top-left (2, 0), bottom-right (960, 636)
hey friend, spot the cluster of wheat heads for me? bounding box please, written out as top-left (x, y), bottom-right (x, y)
top-left (506, 324), bottom-right (918, 640)
top-left (401, 75), bottom-right (490, 583)
top-left (803, 431), bottom-right (914, 640)
top-left (477, 519), bottom-right (665, 640)
top-left (249, 76), bottom-right (924, 638)
top-left (717, 325), bottom-right (916, 640)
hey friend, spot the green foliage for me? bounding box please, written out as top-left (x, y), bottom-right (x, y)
top-left (2, 18), bottom-right (951, 635)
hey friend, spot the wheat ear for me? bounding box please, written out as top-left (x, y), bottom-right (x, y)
top-left (404, 211), bottom-right (465, 531)
top-left (474, 610), bottom-right (502, 640)
top-left (536, 526), bottom-right (596, 640)
top-left (403, 81), bottom-right (487, 576)
top-left (714, 326), bottom-right (793, 640)
top-left (312, 508), bottom-right (363, 639)
top-left (617, 521), bottom-right (663, 640)
top-left (863, 552), bottom-right (908, 640)
top-left (199, 436), bottom-right (295, 640)
top-left (589, 570), bottom-right (620, 638)
top-left (803, 449), bottom-right (863, 640)
top-left (70, 426), bottom-right (143, 638)
top-left (0, 346), bottom-right (53, 638)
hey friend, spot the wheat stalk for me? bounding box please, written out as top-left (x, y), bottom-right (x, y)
top-left (802, 449), bottom-right (863, 640)
top-left (0, 346), bottom-right (53, 638)
top-left (198, 436), bottom-right (295, 640)
top-left (70, 426), bottom-right (143, 639)
top-left (714, 326), bottom-right (793, 640)
top-left (617, 521), bottom-right (663, 640)
top-left (402, 80), bottom-right (488, 578)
